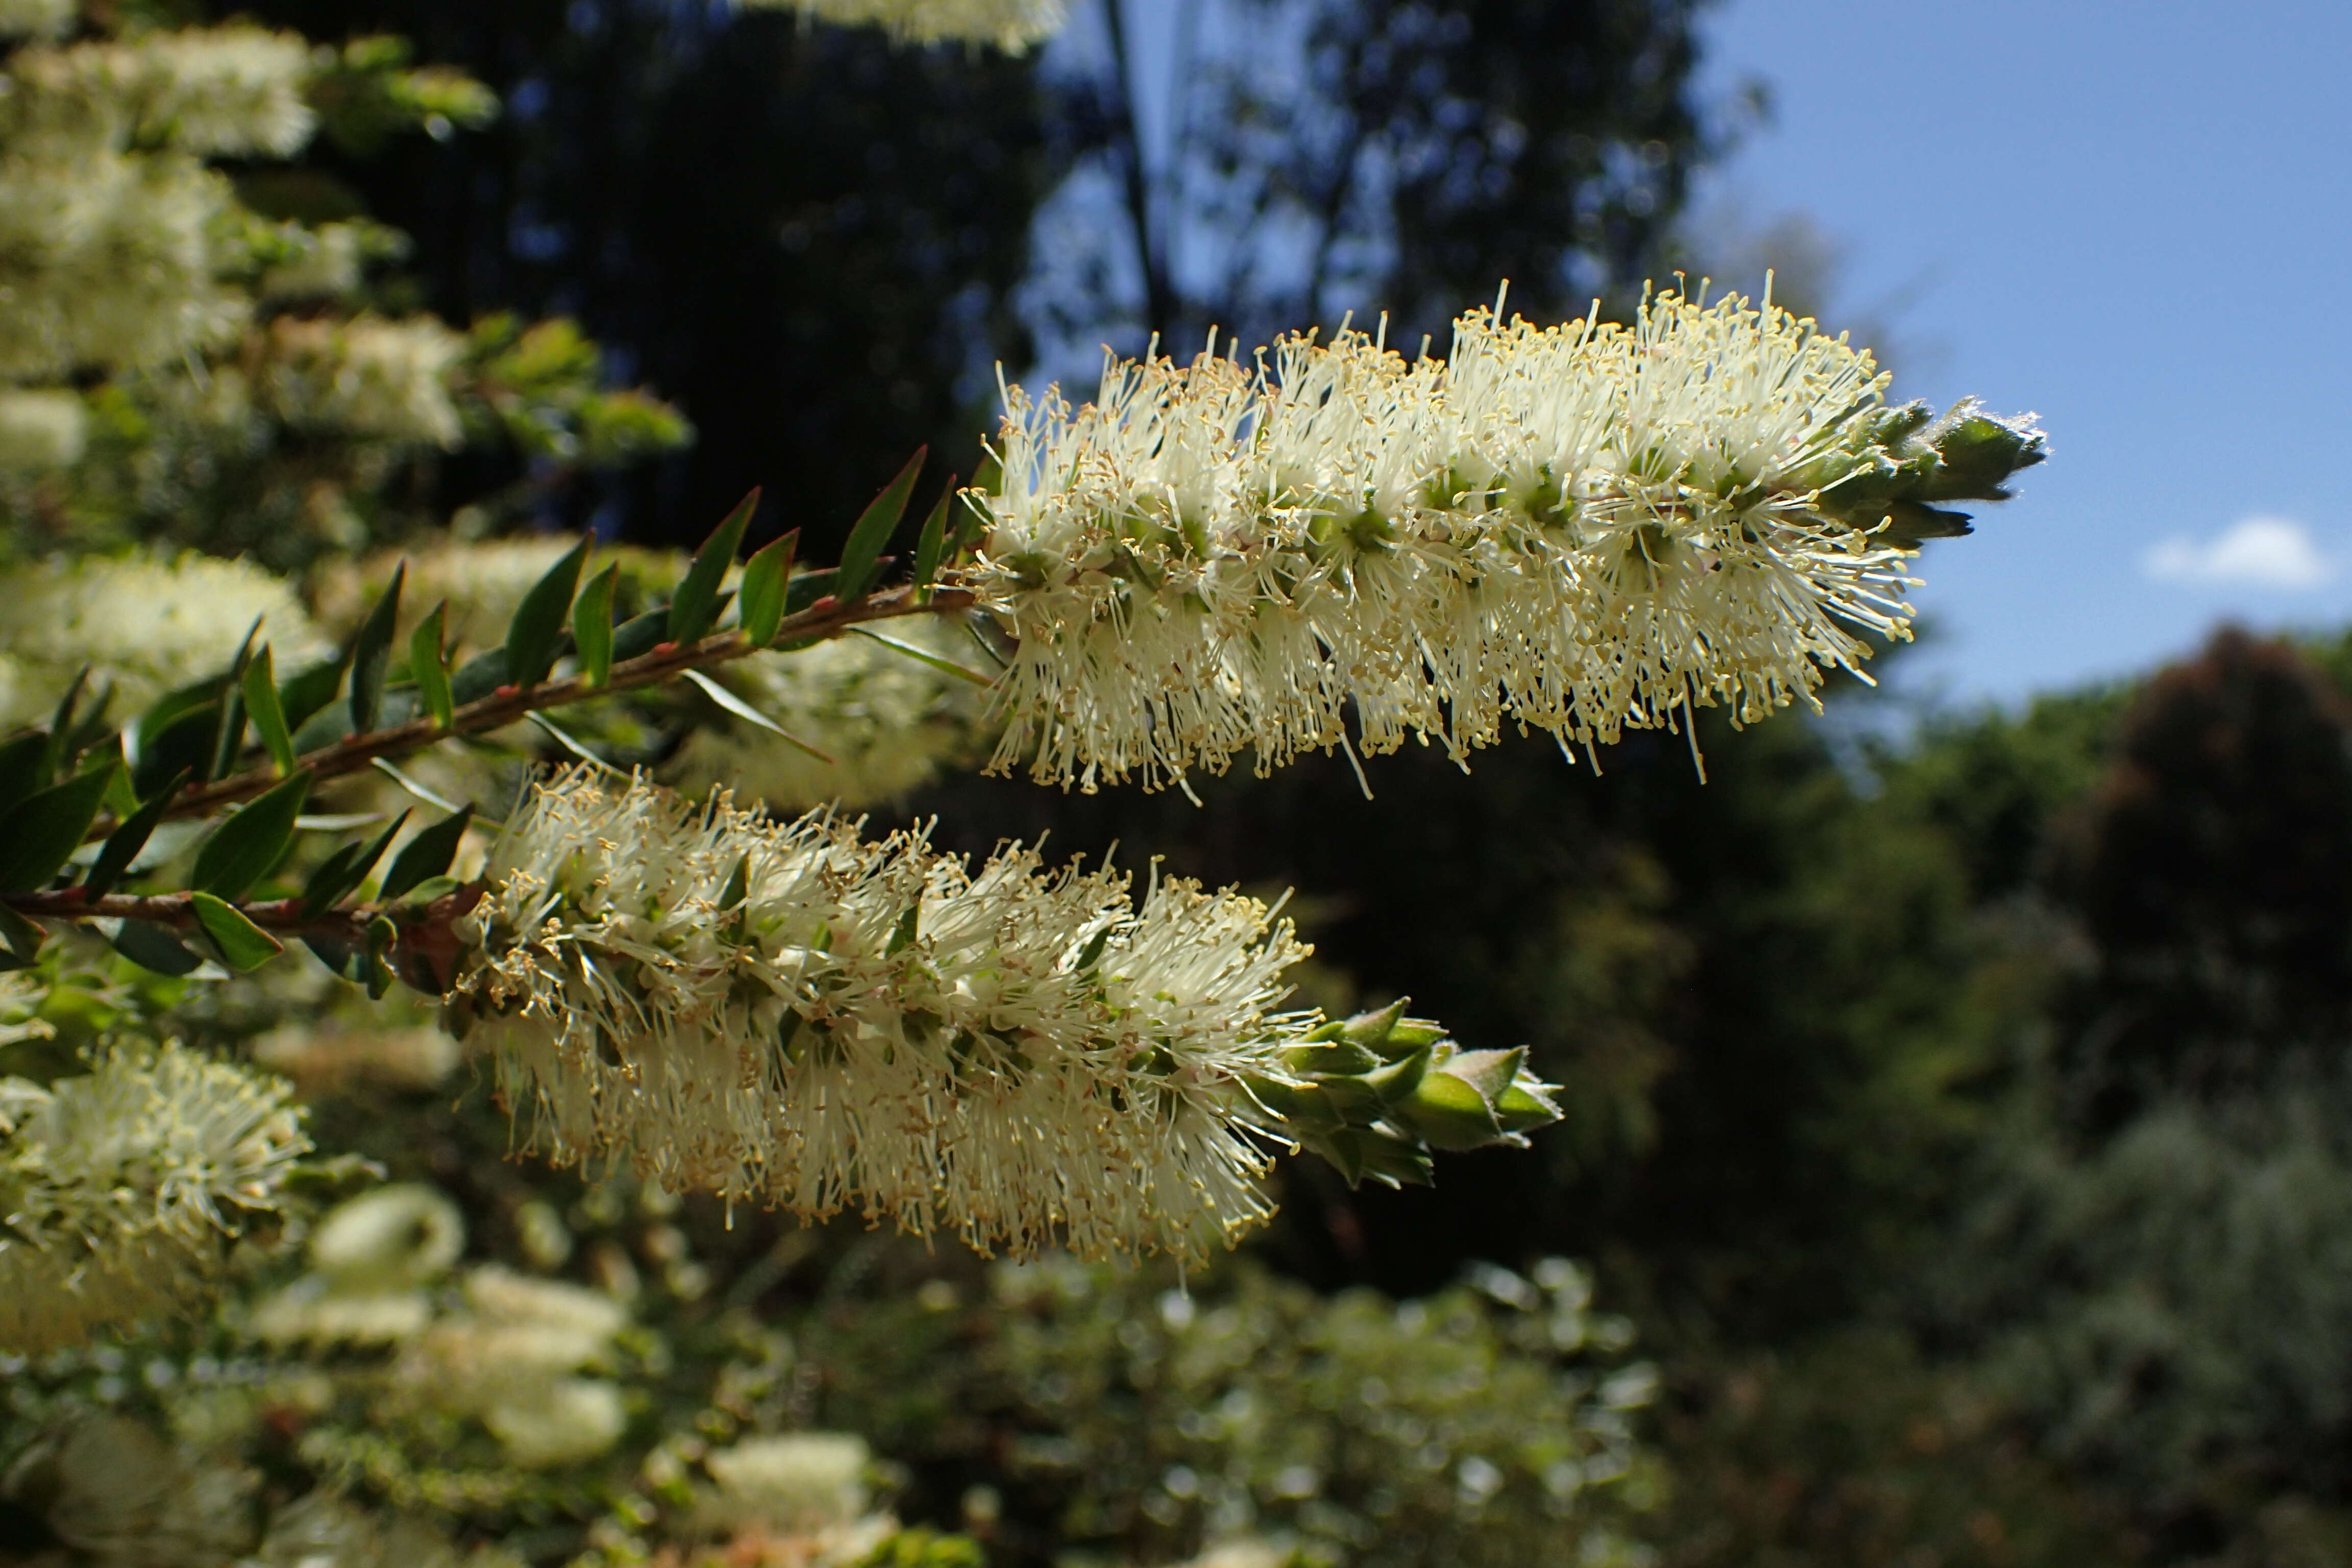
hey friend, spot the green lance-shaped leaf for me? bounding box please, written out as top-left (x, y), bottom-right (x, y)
top-left (276, 650), bottom-right (349, 735)
top-left (134, 700), bottom-right (219, 800)
top-left (571, 565), bottom-right (619, 689)
top-left (610, 608), bottom-right (668, 666)
top-left (83, 768), bottom-right (190, 899)
top-left (0, 763), bottom-right (117, 894)
top-left (300, 809), bottom-right (409, 919)
top-left (208, 623), bottom-right (261, 782)
top-left (38, 667), bottom-right (87, 786)
top-left (736, 530), bottom-right (797, 648)
top-left (912, 481), bottom-right (954, 600)
top-left (379, 806), bottom-right (473, 903)
top-left (190, 892), bottom-right (283, 973)
top-left (780, 569), bottom-right (839, 626)
top-left (448, 647), bottom-right (508, 708)
top-left (410, 602), bottom-right (454, 731)
top-left (349, 563), bottom-right (406, 733)
top-left (506, 537), bottom-right (590, 689)
top-left (112, 919), bottom-right (204, 977)
top-left (834, 449), bottom-right (926, 605)
top-left (668, 489), bottom-right (760, 647)
top-left (848, 628), bottom-right (995, 688)
top-left (0, 731), bottom-right (50, 816)
top-left (680, 671), bottom-right (835, 763)
top-left (190, 770), bottom-right (312, 901)
top-left (241, 647), bottom-right (297, 776)
top-left (0, 901), bottom-right (44, 970)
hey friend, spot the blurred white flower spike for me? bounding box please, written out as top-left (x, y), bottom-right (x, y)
top-left (738, 0), bottom-right (1070, 52)
top-left (0, 1042), bottom-right (310, 1352)
top-left (967, 287), bottom-right (2045, 791)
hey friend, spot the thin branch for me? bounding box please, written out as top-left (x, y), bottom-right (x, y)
top-left (5, 883), bottom-right (485, 991)
top-left (109, 586), bottom-right (978, 835)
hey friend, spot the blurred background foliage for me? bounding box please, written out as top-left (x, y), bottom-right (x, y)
top-left (8, 1), bottom-right (2349, 1564)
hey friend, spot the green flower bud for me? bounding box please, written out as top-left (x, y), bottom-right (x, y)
top-left (1395, 1068), bottom-right (1507, 1152)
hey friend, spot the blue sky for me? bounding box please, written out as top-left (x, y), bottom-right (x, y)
top-left (1693, 0), bottom-right (2352, 706)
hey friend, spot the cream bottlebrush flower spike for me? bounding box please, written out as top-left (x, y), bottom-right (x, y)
top-left (0, 26), bottom-right (315, 380)
top-left (738, 0), bottom-right (1071, 51)
top-left (0, 1040), bottom-right (311, 1352)
top-left (966, 287), bottom-right (2046, 790)
top-left (450, 767), bottom-right (1309, 1261)
top-left (0, 550), bottom-right (332, 729)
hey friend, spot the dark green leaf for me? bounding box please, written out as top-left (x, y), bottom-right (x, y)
top-left (364, 916), bottom-right (397, 999)
top-left (411, 602), bottom-right (453, 731)
top-left (190, 892), bottom-right (283, 972)
top-left (0, 732), bottom-right (50, 815)
top-left (668, 489), bottom-right (760, 646)
top-left (527, 712), bottom-right (615, 770)
top-left (572, 564), bottom-right (619, 688)
top-left (38, 668), bottom-right (88, 787)
top-left (506, 537), bottom-right (590, 688)
top-left (611, 608), bottom-right (667, 665)
top-left (208, 619), bottom-right (263, 782)
top-left (190, 770), bottom-right (311, 900)
top-left (0, 903), bottom-right (45, 970)
top-left (133, 702), bottom-right (218, 799)
top-left (736, 530), bottom-right (796, 648)
top-left (912, 482), bottom-right (953, 599)
top-left (371, 758), bottom-right (460, 813)
top-left (276, 651), bottom-right (347, 734)
top-left (113, 918), bottom-right (203, 977)
top-left (83, 768), bottom-right (190, 899)
top-left (835, 449), bottom-right (926, 605)
top-left (207, 685), bottom-right (247, 782)
top-left (782, 568), bottom-right (839, 619)
top-left (848, 628), bottom-right (994, 687)
top-left (449, 648), bottom-right (508, 707)
top-left (300, 809), bottom-right (408, 919)
top-left (61, 685), bottom-right (117, 774)
top-left (680, 671), bottom-right (834, 762)
top-left (1879, 499), bottom-right (1976, 549)
top-left (348, 562), bottom-right (405, 733)
top-left (241, 647), bottom-right (297, 776)
top-left (0, 764), bottom-right (116, 894)
top-left (379, 806), bottom-right (473, 903)
top-left (302, 932), bottom-right (364, 982)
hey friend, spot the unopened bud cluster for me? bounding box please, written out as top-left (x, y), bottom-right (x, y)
top-left (1251, 1000), bottom-right (1561, 1190)
top-left (967, 288), bottom-right (2045, 790)
top-left (450, 768), bottom-right (1321, 1261)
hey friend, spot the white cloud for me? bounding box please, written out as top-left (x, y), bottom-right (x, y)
top-left (2143, 515), bottom-right (2336, 590)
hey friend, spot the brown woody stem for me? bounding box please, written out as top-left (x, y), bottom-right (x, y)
top-left (111, 586), bottom-right (976, 834)
top-left (6, 884), bottom-right (487, 991)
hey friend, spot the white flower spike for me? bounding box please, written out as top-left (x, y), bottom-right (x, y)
top-left (450, 767), bottom-right (1314, 1262)
top-left (966, 287), bottom-right (2044, 791)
